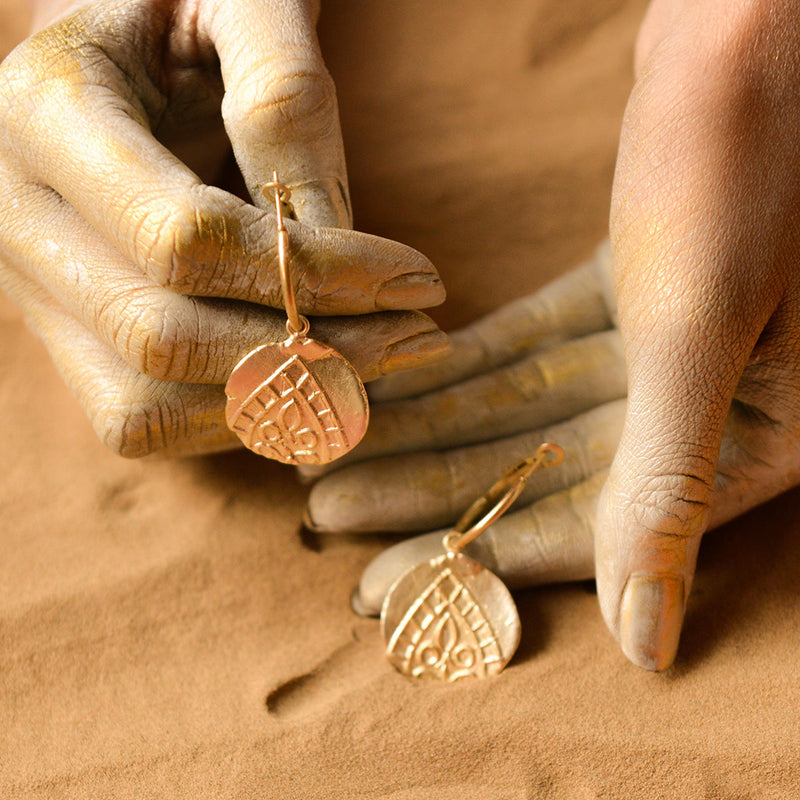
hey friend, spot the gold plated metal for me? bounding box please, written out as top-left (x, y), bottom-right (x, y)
top-left (225, 172), bottom-right (369, 465)
top-left (380, 443), bottom-right (565, 681)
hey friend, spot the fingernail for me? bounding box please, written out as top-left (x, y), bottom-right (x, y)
top-left (302, 505), bottom-right (319, 531)
top-left (350, 586), bottom-right (377, 617)
top-left (296, 464), bottom-right (326, 485)
top-left (376, 272), bottom-right (446, 309)
top-left (620, 573), bottom-right (685, 671)
top-left (379, 330), bottom-right (451, 374)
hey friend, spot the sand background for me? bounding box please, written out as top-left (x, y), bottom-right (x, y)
top-left (2, 1), bottom-right (800, 797)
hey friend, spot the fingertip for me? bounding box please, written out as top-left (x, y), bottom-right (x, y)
top-left (594, 468), bottom-right (696, 671)
top-left (289, 227), bottom-right (445, 315)
top-left (376, 271), bottom-right (446, 311)
top-left (304, 472), bottom-right (367, 533)
top-left (377, 328), bottom-right (451, 376)
top-left (350, 586), bottom-right (375, 617)
top-left (373, 241), bottom-right (445, 310)
top-left (357, 532), bottom-right (445, 616)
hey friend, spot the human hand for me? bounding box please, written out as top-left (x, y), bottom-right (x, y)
top-left (309, 1), bottom-right (800, 671)
top-left (304, 243), bottom-right (627, 606)
top-left (596, 0), bottom-right (800, 670)
top-left (307, 220), bottom-right (800, 671)
top-left (0, 0), bottom-right (447, 456)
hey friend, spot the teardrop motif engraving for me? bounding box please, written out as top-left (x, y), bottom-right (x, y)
top-left (227, 353), bottom-right (347, 463)
top-left (225, 338), bottom-right (369, 465)
top-left (381, 553), bottom-right (520, 681)
top-left (386, 565), bottom-right (502, 680)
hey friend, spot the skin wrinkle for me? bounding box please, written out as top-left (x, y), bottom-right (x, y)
top-left (239, 71), bottom-right (337, 146)
top-left (3, 131), bottom-right (446, 404)
top-left (205, 205), bottom-right (231, 295)
top-left (195, 200), bottom-right (232, 296)
top-left (144, 302), bottom-right (181, 381)
top-left (737, 374), bottom-right (800, 425)
top-left (164, 198), bottom-right (217, 291)
top-left (153, 395), bottom-right (167, 451)
top-left (81, 41), bottom-right (160, 126)
top-left (244, 215), bottom-right (281, 302)
top-left (129, 193), bottom-right (169, 276)
top-left (294, 258), bottom-right (329, 312)
top-left (188, 296), bottom-right (206, 380)
top-left (80, 3), bottom-right (175, 116)
top-left (552, 485), bottom-right (590, 573)
top-left (129, 295), bottom-right (188, 380)
top-left (519, 508), bottom-right (553, 575)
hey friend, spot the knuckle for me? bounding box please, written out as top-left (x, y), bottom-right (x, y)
top-left (141, 190), bottom-right (243, 296)
top-left (112, 294), bottom-right (196, 382)
top-left (142, 202), bottom-right (203, 292)
top-left (622, 470), bottom-right (713, 539)
top-left (96, 392), bottom-right (166, 459)
top-left (223, 63), bottom-right (338, 144)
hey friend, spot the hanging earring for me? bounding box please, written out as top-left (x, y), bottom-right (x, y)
top-left (225, 172), bottom-right (369, 465)
top-left (380, 442), bottom-right (565, 681)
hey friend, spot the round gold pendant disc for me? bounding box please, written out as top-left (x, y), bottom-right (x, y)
top-left (225, 336), bottom-right (369, 465)
top-left (381, 551), bottom-right (521, 682)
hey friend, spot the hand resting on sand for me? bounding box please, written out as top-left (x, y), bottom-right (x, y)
top-left (0, 0), bottom-right (448, 456)
top-left (309, 0), bottom-right (800, 672)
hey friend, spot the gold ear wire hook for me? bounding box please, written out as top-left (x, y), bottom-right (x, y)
top-left (263, 171), bottom-right (309, 338)
top-left (443, 442), bottom-right (565, 555)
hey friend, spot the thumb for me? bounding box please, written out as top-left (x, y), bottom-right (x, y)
top-left (597, 8), bottom-right (795, 670)
top-left (594, 245), bottom-right (779, 670)
top-left (204, 0), bottom-right (350, 227)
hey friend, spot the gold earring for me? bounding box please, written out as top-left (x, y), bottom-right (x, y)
top-left (224, 172), bottom-right (369, 465)
top-left (380, 443), bottom-right (565, 681)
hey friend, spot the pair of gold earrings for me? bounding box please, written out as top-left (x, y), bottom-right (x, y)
top-left (224, 177), bottom-right (565, 683)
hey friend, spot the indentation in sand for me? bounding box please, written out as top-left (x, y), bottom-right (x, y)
top-left (266, 623), bottom-right (383, 721)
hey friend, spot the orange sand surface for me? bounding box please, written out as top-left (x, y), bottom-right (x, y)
top-left (2, 1), bottom-right (800, 797)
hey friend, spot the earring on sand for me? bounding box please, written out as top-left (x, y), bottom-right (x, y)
top-left (380, 442), bottom-right (565, 682)
top-left (225, 172), bottom-right (369, 465)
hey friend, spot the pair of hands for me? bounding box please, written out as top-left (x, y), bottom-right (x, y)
top-left (2, 0), bottom-right (799, 671)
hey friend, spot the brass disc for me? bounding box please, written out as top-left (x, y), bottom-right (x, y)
top-left (225, 337), bottom-right (369, 465)
top-left (381, 552), bottom-right (521, 681)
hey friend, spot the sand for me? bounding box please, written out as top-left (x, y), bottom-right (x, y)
top-left (2, 1), bottom-right (800, 797)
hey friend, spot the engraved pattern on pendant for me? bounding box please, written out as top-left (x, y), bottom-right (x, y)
top-left (385, 566), bottom-right (503, 681)
top-left (227, 354), bottom-right (348, 464)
